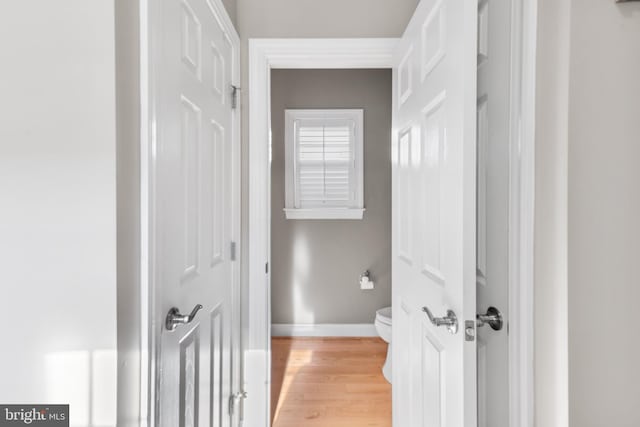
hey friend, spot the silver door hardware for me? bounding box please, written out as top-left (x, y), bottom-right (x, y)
top-left (230, 241), bottom-right (237, 261)
top-left (231, 85), bottom-right (240, 109)
top-left (476, 306), bottom-right (504, 331)
top-left (165, 304), bottom-right (203, 331)
top-left (229, 390), bottom-right (248, 416)
top-left (465, 320), bottom-right (476, 341)
top-left (422, 306), bottom-right (458, 334)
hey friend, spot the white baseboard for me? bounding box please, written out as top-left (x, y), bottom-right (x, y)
top-left (271, 323), bottom-right (378, 337)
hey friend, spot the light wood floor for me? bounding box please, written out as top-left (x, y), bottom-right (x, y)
top-left (271, 337), bottom-right (391, 427)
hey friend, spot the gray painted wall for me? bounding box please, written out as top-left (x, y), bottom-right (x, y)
top-left (236, 0), bottom-right (419, 342)
top-left (567, 1), bottom-right (640, 426)
top-left (221, 0), bottom-right (237, 29)
top-left (535, 1), bottom-right (640, 426)
top-left (270, 69), bottom-right (392, 325)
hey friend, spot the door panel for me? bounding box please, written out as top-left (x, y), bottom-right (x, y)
top-left (155, 0), bottom-right (236, 425)
top-left (392, 0), bottom-right (478, 426)
top-left (476, 0), bottom-right (512, 426)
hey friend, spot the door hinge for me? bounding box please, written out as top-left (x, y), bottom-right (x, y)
top-left (265, 262), bottom-right (269, 274)
top-left (229, 390), bottom-right (247, 416)
top-left (231, 85), bottom-right (240, 109)
top-left (230, 241), bottom-right (237, 261)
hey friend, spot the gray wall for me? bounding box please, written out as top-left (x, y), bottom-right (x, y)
top-left (221, 0), bottom-right (237, 29)
top-left (270, 69), bottom-right (392, 325)
top-left (236, 0), bottom-right (419, 341)
top-left (535, 1), bottom-right (640, 426)
top-left (567, 1), bottom-right (640, 426)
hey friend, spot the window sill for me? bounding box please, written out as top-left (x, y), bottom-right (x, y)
top-left (283, 208), bottom-right (365, 220)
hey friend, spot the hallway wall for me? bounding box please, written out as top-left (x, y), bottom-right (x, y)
top-left (535, 1), bottom-right (640, 426)
top-left (270, 69), bottom-right (392, 325)
top-left (0, 1), bottom-right (117, 424)
top-left (566, 1), bottom-right (640, 426)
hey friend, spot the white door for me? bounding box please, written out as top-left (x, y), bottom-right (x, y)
top-left (392, 0), bottom-right (478, 425)
top-left (476, 0), bottom-right (512, 425)
top-left (154, 0), bottom-right (238, 426)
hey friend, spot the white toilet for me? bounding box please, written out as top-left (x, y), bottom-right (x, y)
top-left (375, 306), bottom-right (392, 383)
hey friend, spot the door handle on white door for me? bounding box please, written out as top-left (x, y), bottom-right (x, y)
top-left (476, 306), bottom-right (504, 331)
top-left (165, 304), bottom-right (203, 331)
top-left (422, 306), bottom-right (459, 334)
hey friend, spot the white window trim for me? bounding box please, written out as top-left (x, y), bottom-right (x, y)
top-left (284, 109), bottom-right (365, 220)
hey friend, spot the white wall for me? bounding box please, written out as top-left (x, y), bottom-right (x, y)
top-left (0, 1), bottom-right (117, 425)
top-left (567, 1), bottom-right (640, 426)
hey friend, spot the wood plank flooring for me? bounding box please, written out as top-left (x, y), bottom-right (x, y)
top-left (271, 337), bottom-right (391, 427)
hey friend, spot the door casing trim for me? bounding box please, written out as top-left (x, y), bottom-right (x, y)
top-left (246, 38), bottom-right (397, 427)
top-left (140, 0), bottom-right (242, 425)
top-left (508, 0), bottom-right (537, 426)
top-left (246, 12), bottom-right (537, 426)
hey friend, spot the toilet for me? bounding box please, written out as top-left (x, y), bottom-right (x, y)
top-left (375, 306), bottom-right (392, 383)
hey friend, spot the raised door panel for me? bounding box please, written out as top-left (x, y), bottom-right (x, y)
top-left (180, 97), bottom-right (202, 283)
top-left (420, 93), bottom-right (447, 286)
top-left (180, 326), bottom-right (201, 427)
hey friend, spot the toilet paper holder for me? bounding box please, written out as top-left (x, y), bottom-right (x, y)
top-left (359, 270), bottom-right (374, 289)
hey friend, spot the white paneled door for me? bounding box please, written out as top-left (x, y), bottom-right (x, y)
top-left (154, 0), bottom-right (238, 426)
top-left (392, 0), bottom-right (478, 426)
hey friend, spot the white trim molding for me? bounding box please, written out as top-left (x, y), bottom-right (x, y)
top-left (272, 323), bottom-right (378, 337)
top-left (508, 0), bottom-right (537, 427)
top-left (246, 38), bottom-right (397, 427)
top-left (250, 38), bottom-right (398, 70)
top-left (283, 208), bottom-right (365, 220)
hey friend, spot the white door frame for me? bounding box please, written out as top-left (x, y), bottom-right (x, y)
top-left (246, 3), bottom-right (537, 426)
top-left (245, 38), bottom-right (398, 427)
top-left (139, 0), bottom-right (242, 425)
top-left (507, 1), bottom-right (537, 426)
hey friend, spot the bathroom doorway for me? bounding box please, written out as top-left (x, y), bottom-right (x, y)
top-left (268, 68), bottom-right (393, 426)
top-left (244, 17), bottom-right (536, 424)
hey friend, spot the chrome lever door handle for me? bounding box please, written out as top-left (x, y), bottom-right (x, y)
top-left (422, 306), bottom-right (459, 334)
top-left (165, 304), bottom-right (203, 331)
top-left (476, 306), bottom-right (503, 331)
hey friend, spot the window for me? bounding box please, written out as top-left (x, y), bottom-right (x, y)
top-left (284, 109), bottom-right (365, 219)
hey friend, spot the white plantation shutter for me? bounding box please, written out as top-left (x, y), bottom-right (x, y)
top-left (295, 121), bottom-right (353, 207)
top-left (284, 110), bottom-right (364, 219)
